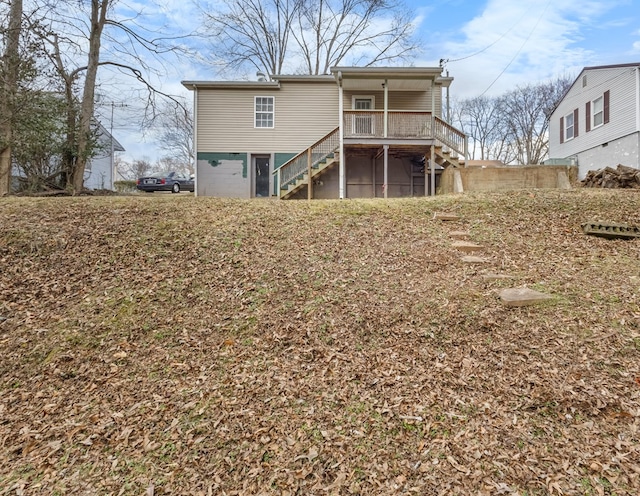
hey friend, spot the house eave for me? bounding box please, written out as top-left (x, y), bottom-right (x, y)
top-left (330, 66), bottom-right (447, 92)
top-left (271, 75), bottom-right (335, 83)
top-left (331, 66), bottom-right (444, 78)
top-left (182, 80), bottom-right (281, 90)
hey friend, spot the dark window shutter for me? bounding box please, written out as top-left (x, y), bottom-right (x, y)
top-left (574, 108), bottom-right (579, 138)
top-left (604, 90), bottom-right (610, 124)
top-left (586, 101), bottom-right (591, 132)
top-left (560, 116), bottom-right (564, 144)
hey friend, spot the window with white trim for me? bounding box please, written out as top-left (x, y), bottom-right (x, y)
top-left (564, 112), bottom-right (575, 141)
top-left (592, 96), bottom-right (603, 128)
top-left (255, 96), bottom-right (274, 128)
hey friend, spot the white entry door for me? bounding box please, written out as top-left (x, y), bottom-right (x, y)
top-left (352, 96), bottom-right (375, 135)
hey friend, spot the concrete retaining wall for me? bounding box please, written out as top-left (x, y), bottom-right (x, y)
top-left (438, 165), bottom-right (579, 194)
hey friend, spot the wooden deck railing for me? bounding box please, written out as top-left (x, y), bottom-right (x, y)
top-left (275, 127), bottom-right (340, 193)
top-left (343, 110), bottom-right (466, 157)
top-left (433, 116), bottom-right (466, 156)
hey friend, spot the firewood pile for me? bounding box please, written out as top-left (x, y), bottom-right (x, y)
top-left (581, 164), bottom-right (640, 188)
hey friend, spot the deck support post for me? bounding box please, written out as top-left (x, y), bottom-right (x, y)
top-left (430, 144), bottom-right (435, 196)
top-left (372, 155), bottom-right (376, 197)
top-left (338, 73), bottom-right (345, 199)
top-left (383, 144), bottom-right (389, 199)
top-left (307, 147), bottom-right (312, 200)
top-left (277, 168), bottom-right (282, 199)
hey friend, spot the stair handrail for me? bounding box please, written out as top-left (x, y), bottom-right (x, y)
top-left (275, 127), bottom-right (340, 193)
top-left (433, 116), bottom-right (466, 157)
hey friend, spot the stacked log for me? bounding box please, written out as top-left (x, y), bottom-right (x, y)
top-left (581, 164), bottom-right (640, 188)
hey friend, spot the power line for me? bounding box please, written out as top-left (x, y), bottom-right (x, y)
top-left (445, 6), bottom-right (531, 65)
top-left (477, 0), bottom-right (553, 97)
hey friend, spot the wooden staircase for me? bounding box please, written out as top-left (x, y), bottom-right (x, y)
top-left (275, 128), bottom-right (340, 199)
top-left (434, 146), bottom-right (465, 168)
top-left (275, 121), bottom-right (467, 199)
top-left (279, 154), bottom-right (339, 199)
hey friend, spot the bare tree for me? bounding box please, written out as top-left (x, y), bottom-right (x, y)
top-left (153, 99), bottom-right (194, 174)
top-left (451, 76), bottom-right (573, 165)
top-left (116, 157), bottom-right (153, 180)
top-left (155, 156), bottom-right (190, 175)
top-left (294, 0), bottom-right (418, 75)
top-left (453, 95), bottom-right (514, 162)
top-left (21, 0), bottom-right (195, 193)
top-left (499, 76), bottom-right (573, 165)
top-left (0, 0), bottom-right (22, 195)
top-left (202, 0), bottom-right (419, 77)
top-left (203, 0), bottom-right (300, 76)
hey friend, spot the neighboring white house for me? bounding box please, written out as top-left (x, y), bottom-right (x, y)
top-left (84, 123), bottom-right (125, 190)
top-left (183, 67), bottom-right (466, 199)
top-left (10, 121), bottom-right (125, 192)
top-left (548, 63), bottom-right (640, 179)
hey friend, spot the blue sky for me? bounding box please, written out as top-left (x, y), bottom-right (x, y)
top-left (104, 0), bottom-right (640, 161)
top-left (411, 0), bottom-right (639, 96)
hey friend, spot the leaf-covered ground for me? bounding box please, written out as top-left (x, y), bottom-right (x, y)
top-left (0, 190), bottom-right (639, 495)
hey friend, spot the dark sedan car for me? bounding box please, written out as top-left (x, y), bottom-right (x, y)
top-left (136, 171), bottom-right (194, 193)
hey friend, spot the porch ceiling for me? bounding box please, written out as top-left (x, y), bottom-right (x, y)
top-left (331, 66), bottom-right (445, 92)
top-left (341, 78), bottom-right (432, 92)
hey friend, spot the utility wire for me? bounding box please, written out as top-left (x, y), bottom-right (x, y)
top-left (477, 0), bottom-right (553, 97)
top-left (445, 6), bottom-right (531, 64)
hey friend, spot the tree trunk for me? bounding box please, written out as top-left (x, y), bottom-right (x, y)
top-left (0, 0), bottom-right (23, 196)
top-left (72, 0), bottom-right (109, 194)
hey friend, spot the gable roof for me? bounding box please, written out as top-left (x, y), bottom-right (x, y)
top-left (582, 62), bottom-right (640, 72)
top-left (96, 122), bottom-right (125, 152)
top-left (550, 62), bottom-right (640, 118)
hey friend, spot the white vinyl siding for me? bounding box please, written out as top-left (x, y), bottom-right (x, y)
top-left (549, 65), bottom-right (639, 160)
top-left (255, 96), bottom-right (274, 128)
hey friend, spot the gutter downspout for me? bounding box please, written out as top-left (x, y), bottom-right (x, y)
top-left (193, 84), bottom-right (198, 197)
top-left (338, 71), bottom-right (345, 199)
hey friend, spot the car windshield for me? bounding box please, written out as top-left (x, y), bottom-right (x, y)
top-left (149, 172), bottom-right (169, 178)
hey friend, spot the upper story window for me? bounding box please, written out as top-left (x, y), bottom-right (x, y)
top-left (560, 107), bottom-right (579, 144)
top-left (592, 96), bottom-right (604, 128)
top-left (585, 90), bottom-right (610, 133)
top-left (564, 112), bottom-right (575, 141)
top-left (255, 96), bottom-right (274, 128)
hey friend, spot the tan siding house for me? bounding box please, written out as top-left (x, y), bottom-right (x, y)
top-left (184, 67), bottom-right (465, 199)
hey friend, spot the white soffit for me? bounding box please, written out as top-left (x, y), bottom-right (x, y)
top-left (340, 78), bottom-right (432, 92)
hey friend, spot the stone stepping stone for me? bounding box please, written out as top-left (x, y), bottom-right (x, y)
top-left (482, 273), bottom-right (515, 281)
top-left (434, 212), bottom-right (460, 221)
top-left (450, 231), bottom-right (470, 240)
top-left (499, 287), bottom-right (553, 307)
top-left (461, 255), bottom-right (487, 264)
top-left (452, 241), bottom-right (483, 252)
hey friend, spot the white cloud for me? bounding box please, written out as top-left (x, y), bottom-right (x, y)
top-left (416, 0), bottom-right (622, 98)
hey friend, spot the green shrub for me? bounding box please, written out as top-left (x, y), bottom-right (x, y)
top-left (115, 180), bottom-right (137, 193)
